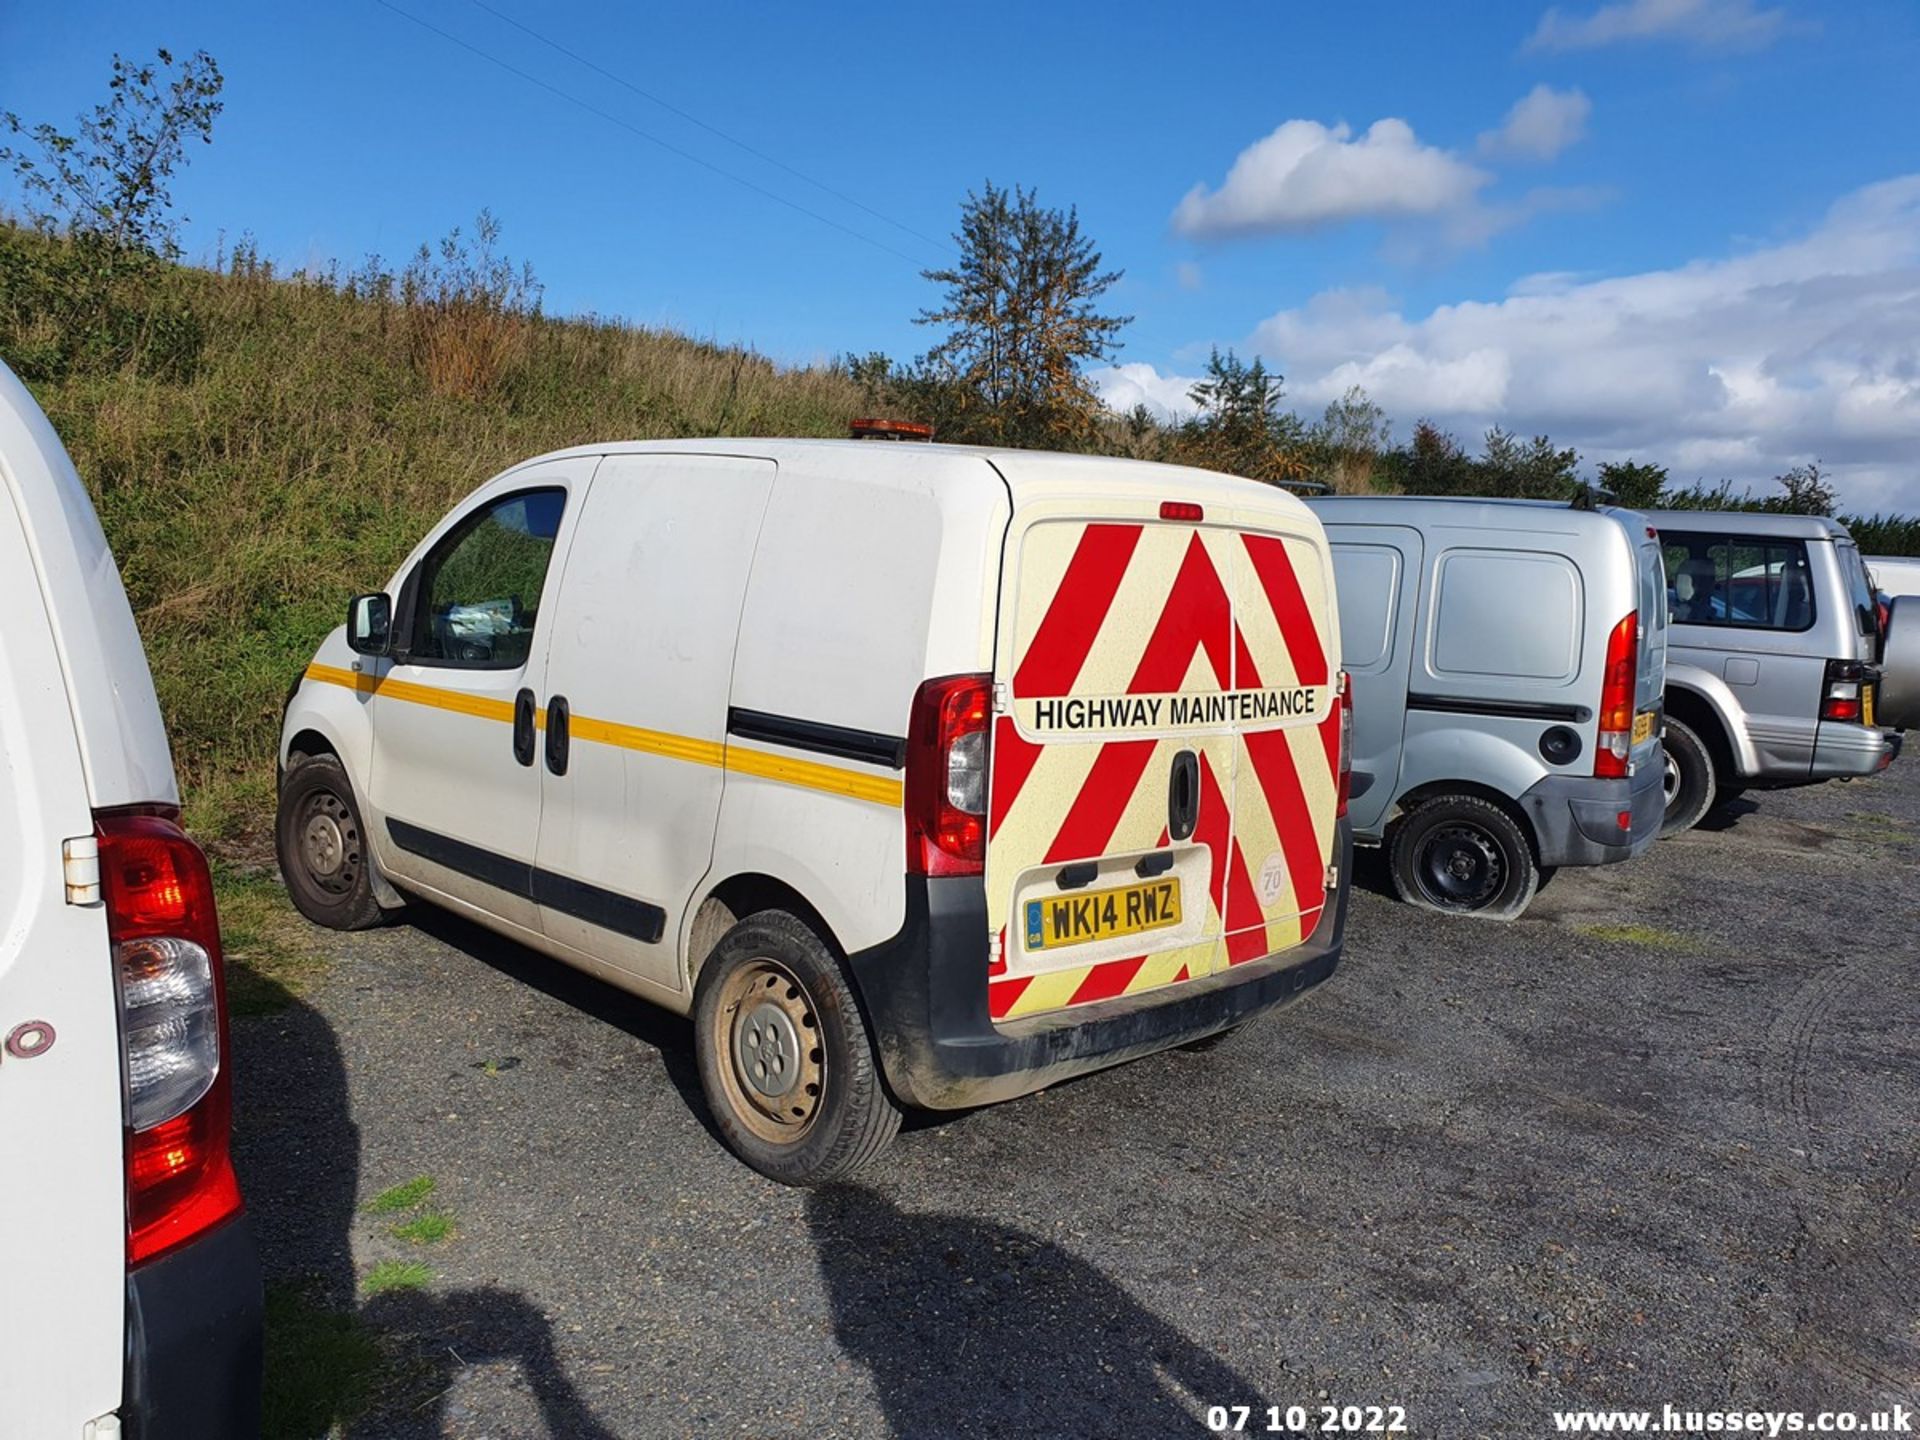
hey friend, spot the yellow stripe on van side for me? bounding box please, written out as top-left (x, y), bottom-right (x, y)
top-left (723, 746), bottom-right (905, 808)
top-left (301, 663), bottom-right (898, 807)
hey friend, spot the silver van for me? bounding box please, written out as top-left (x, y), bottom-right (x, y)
top-left (1651, 511), bottom-right (1904, 831)
top-left (1307, 496), bottom-right (1667, 919)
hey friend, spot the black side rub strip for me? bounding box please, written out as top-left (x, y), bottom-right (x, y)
top-left (387, 819), bottom-right (665, 944)
top-left (1406, 694), bottom-right (1593, 724)
top-left (727, 706), bottom-right (907, 769)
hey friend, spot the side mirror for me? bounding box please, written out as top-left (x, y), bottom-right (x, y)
top-left (346, 592), bottom-right (392, 656)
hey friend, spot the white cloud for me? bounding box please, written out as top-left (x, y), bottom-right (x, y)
top-left (1100, 176), bottom-right (1920, 511)
top-left (1477, 85), bottom-right (1592, 162)
top-left (1175, 260), bottom-right (1204, 292)
top-left (1526, 0), bottom-right (1785, 53)
top-left (1092, 362), bottom-right (1203, 420)
top-left (1172, 118), bottom-right (1490, 240)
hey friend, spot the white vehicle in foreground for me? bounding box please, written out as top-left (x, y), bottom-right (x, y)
top-left (0, 360), bottom-right (261, 1436)
top-left (278, 432), bottom-right (1354, 1184)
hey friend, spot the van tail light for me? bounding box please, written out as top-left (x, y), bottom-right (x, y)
top-left (1821, 659), bottom-right (1870, 723)
top-left (1594, 611), bottom-right (1639, 780)
top-left (907, 674), bottom-right (992, 877)
top-left (97, 809), bottom-right (242, 1266)
top-left (1334, 671), bottom-right (1353, 818)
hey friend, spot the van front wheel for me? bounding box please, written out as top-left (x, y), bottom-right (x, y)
top-left (693, 911), bottom-right (901, 1185)
top-left (276, 754), bottom-right (393, 931)
top-left (1660, 717), bottom-right (1717, 835)
top-left (1389, 795), bottom-right (1539, 920)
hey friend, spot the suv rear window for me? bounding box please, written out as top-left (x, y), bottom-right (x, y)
top-left (1836, 543), bottom-right (1880, 642)
top-left (1662, 532), bottom-right (1815, 632)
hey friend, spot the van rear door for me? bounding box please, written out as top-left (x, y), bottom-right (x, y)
top-left (0, 478), bottom-right (127, 1434)
top-left (1632, 523), bottom-right (1669, 757)
top-left (984, 496), bottom-right (1340, 1022)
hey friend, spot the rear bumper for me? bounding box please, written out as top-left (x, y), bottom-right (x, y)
top-left (1810, 723), bottom-right (1901, 779)
top-left (122, 1215), bottom-right (263, 1439)
top-left (1518, 763), bottom-right (1663, 868)
top-left (846, 821), bottom-right (1352, 1110)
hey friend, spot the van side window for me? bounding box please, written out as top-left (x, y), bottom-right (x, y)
top-left (1661, 533), bottom-right (1814, 632)
top-left (408, 488), bottom-right (566, 668)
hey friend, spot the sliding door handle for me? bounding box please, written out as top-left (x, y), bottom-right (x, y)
top-left (513, 688), bottom-right (536, 767)
top-left (545, 694), bottom-right (570, 776)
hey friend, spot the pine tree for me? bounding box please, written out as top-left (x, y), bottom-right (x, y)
top-left (916, 183), bottom-right (1128, 448)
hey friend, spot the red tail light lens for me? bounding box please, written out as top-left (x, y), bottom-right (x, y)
top-left (1821, 659), bottom-right (1868, 723)
top-left (1159, 500), bottom-right (1204, 522)
top-left (1594, 611), bottom-right (1638, 780)
top-left (1334, 671), bottom-right (1353, 818)
top-left (906, 674), bottom-right (992, 877)
top-left (98, 809), bottom-right (241, 1266)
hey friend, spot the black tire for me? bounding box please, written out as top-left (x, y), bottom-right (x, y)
top-left (693, 911), bottom-right (901, 1185)
top-left (275, 754), bottom-right (392, 930)
top-left (1659, 717), bottom-right (1717, 835)
top-left (1388, 794), bottom-right (1539, 920)
top-left (1179, 1024), bottom-right (1242, 1054)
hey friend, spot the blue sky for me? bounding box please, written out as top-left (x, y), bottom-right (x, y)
top-left (5, 0), bottom-right (1918, 508)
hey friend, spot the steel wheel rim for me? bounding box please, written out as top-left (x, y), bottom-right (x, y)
top-left (298, 791), bottom-right (362, 896)
top-left (1415, 823), bottom-right (1504, 910)
top-left (713, 958), bottom-right (824, 1144)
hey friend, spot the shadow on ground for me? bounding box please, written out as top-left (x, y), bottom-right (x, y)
top-left (807, 1185), bottom-right (1276, 1439)
top-left (231, 965), bottom-right (617, 1438)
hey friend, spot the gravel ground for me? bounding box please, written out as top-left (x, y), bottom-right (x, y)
top-left (234, 759), bottom-right (1920, 1439)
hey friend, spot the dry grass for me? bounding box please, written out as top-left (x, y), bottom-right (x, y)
top-left (3, 223), bottom-right (866, 848)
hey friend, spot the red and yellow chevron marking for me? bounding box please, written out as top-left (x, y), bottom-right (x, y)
top-left (1224, 531), bottom-right (1340, 961)
top-left (983, 511), bottom-right (1338, 1023)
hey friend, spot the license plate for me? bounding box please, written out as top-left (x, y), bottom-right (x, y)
top-left (1863, 684), bottom-right (1877, 727)
top-left (1631, 710), bottom-right (1656, 745)
top-left (1025, 878), bottom-right (1182, 952)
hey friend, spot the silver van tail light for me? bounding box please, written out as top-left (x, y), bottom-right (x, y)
top-left (1594, 612), bottom-right (1638, 779)
top-left (97, 809), bottom-right (242, 1265)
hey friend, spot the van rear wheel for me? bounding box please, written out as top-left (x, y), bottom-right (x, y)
top-left (1389, 795), bottom-right (1539, 921)
top-left (693, 911), bottom-right (901, 1185)
top-left (1659, 717), bottom-right (1717, 835)
top-left (276, 754), bottom-right (392, 930)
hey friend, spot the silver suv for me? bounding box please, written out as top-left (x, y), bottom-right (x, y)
top-left (1651, 510), bottom-right (1902, 831)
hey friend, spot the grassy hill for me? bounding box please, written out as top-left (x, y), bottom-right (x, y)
top-left (3, 222), bottom-right (868, 850)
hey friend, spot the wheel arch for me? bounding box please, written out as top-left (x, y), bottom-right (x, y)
top-left (1663, 665), bottom-right (1758, 779)
top-left (685, 872), bottom-right (846, 989)
top-left (1662, 683), bottom-right (1739, 782)
top-left (1387, 778), bottom-right (1540, 859)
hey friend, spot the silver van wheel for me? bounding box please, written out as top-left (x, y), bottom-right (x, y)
top-left (1413, 823), bottom-right (1504, 910)
top-left (1663, 750), bottom-right (1681, 805)
top-left (1388, 794), bottom-right (1540, 920)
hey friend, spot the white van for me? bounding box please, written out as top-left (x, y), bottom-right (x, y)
top-left (278, 439), bottom-right (1353, 1183)
top-left (0, 361), bottom-right (261, 1436)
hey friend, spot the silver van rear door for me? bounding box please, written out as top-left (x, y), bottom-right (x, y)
top-left (1324, 524), bottom-right (1423, 836)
